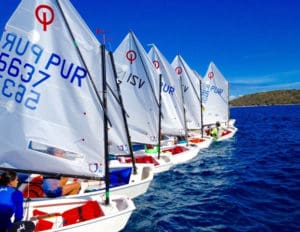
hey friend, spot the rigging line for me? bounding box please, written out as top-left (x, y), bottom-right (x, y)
top-left (106, 81), bottom-right (124, 109)
top-left (104, 50), bottom-right (125, 108)
top-left (56, 0), bottom-right (112, 127)
top-left (130, 31), bottom-right (159, 107)
top-left (178, 56), bottom-right (202, 103)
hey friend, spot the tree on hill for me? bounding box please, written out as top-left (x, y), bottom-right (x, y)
top-left (230, 89), bottom-right (300, 106)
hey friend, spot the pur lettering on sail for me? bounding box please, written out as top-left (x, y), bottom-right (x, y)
top-left (0, 32), bottom-right (87, 111)
top-left (161, 82), bottom-right (175, 95)
top-left (1, 32), bottom-right (43, 64)
top-left (45, 53), bottom-right (87, 87)
top-left (1, 32), bottom-right (87, 88)
top-left (210, 85), bottom-right (223, 95)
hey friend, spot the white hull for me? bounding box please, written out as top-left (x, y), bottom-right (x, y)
top-left (216, 126), bottom-right (238, 141)
top-left (132, 142), bottom-right (203, 171)
top-left (24, 196), bottom-right (135, 232)
top-left (152, 154), bottom-right (173, 173)
top-left (197, 136), bottom-right (213, 149)
top-left (162, 145), bottom-right (200, 165)
top-left (134, 151), bottom-right (173, 174)
top-left (117, 146), bottom-right (174, 174)
top-left (108, 162), bottom-right (154, 198)
top-left (187, 135), bottom-right (213, 149)
top-left (20, 163), bottom-right (154, 202)
top-left (77, 174), bottom-right (152, 200)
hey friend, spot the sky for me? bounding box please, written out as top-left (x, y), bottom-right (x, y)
top-left (1, 0), bottom-right (300, 99)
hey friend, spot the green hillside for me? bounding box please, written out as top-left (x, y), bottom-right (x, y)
top-left (230, 89), bottom-right (300, 106)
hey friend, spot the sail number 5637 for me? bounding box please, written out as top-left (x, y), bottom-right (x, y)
top-left (1, 79), bottom-right (40, 110)
top-left (0, 52), bottom-right (50, 110)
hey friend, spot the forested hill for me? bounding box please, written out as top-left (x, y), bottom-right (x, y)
top-left (230, 89), bottom-right (300, 107)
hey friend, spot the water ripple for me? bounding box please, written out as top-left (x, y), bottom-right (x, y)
top-left (122, 105), bottom-right (300, 232)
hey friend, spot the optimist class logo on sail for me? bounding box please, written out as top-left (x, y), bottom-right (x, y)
top-left (0, 32), bottom-right (87, 110)
top-left (118, 49), bottom-right (146, 89)
top-left (35, 4), bottom-right (55, 31)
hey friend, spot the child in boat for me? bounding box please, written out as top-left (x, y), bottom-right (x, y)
top-left (0, 170), bottom-right (24, 231)
top-left (210, 121), bottom-right (221, 140)
top-left (42, 148), bottom-right (81, 198)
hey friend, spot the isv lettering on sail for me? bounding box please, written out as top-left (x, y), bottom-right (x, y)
top-left (0, 32), bottom-right (87, 110)
top-left (123, 73), bottom-right (146, 88)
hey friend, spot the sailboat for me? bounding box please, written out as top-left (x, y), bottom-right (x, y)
top-left (113, 32), bottom-right (175, 173)
top-left (0, 0), bottom-right (135, 230)
top-left (76, 46), bottom-right (154, 199)
top-left (148, 45), bottom-right (185, 137)
top-left (19, 50), bottom-right (154, 200)
top-left (171, 55), bottom-right (213, 150)
top-left (146, 45), bottom-right (206, 165)
top-left (201, 61), bottom-right (238, 141)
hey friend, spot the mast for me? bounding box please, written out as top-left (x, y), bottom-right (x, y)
top-left (199, 78), bottom-right (204, 137)
top-left (157, 74), bottom-right (162, 159)
top-left (101, 45), bottom-right (110, 205)
top-left (227, 81), bottom-right (230, 126)
top-left (109, 51), bottom-right (137, 175)
top-left (179, 75), bottom-right (189, 145)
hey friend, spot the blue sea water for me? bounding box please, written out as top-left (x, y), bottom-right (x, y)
top-left (122, 105), bottom-right (300, 232)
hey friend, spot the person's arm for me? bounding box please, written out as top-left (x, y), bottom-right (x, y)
top-left (12, 190), bottom-right (24, 222)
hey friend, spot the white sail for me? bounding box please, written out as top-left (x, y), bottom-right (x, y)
top-left (171, 55), bottom-right (202, 130)
top-left (113, 31), bottom-right (159, 144)
top-left (148, 45), bottom-right (185, 136)
top-left (0, 1), bottom-right (136, 231)
top-left (202, 61), bottom-right (229, 125)
top-left (105, 51), bottom-right (131, 155)
top-left (0, 0), bottom-right (124, 177)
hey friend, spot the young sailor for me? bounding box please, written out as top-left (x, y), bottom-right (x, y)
top-left (210, 121), bottom-right (221, 140)
top-left (0, 170), bottom-right (24, 232)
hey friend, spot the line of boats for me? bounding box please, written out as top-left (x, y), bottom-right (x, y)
top-left (0, 0), bottom-right (237, 231)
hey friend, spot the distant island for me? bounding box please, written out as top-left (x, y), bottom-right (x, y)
top-left (230, 89), bottom-right (300, 107)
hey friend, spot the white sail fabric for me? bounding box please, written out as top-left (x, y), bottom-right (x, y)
top-left (105, 51), bottom-right (131, 155)
top-left (202, 61), bottom-right (229, 125)
top-left (0, 0), bottom-right (126, 177)
top-left (193, 70), bottom-right (202, 91)
top-left (148, 45), bottom-right (185, 136)
top-left (171, 55), bottom-right (202, 130)
top-left (113, 32), bottom-right (159, 144)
